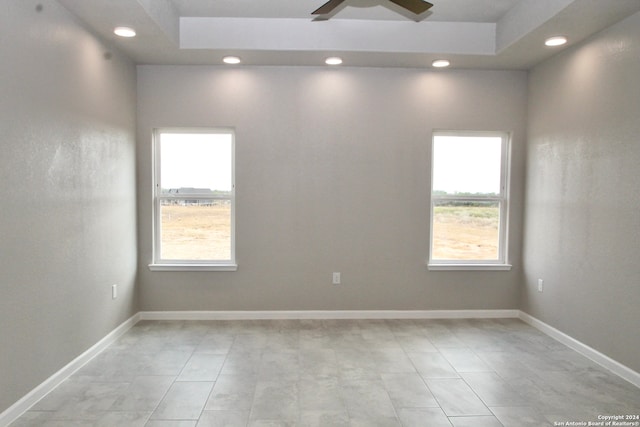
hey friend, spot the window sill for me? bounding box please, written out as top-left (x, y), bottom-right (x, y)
top-left (148, 263), bottom-right (238, 272)
top-left (427, 263), bottom-right (512, 271)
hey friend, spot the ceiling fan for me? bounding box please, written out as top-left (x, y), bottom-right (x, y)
top-left (312, 0), bottom-right (434, 17)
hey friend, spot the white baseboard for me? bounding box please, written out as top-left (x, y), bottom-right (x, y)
top-left (518, 311), bottom-right (640, 389)
top-left (0, 313), bottom-right (140, 427)
top-left (138, 309), bottom-right (521, 321)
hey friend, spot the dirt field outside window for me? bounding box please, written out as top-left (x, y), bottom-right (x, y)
top-left (160, 203), bottom-right (231, 260)
top-left (431, 205), bottom-right (500, 260)
top-left (159, 203), bottom-right (498, 262)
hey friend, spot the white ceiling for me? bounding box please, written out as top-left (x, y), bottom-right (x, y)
top-left (58, 0), bottom-right (640, 69)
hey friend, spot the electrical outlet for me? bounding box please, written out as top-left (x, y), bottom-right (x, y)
top-left (332, 272), bottom-right (341, 285)
top-left (537, 279), bottom-right (544, 292)
top-left (112, 284), bottom-right (118, 299)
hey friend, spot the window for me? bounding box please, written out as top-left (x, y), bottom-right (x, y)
top-left (150, 128), bottom-right (236, 271)
top-left (428, 131), bottom-right (511, 270)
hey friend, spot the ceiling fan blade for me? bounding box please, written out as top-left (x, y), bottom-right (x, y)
top-left (312, 0), bottom-right (347, 15)
top-left (388, 0), bottom-right (433, 15)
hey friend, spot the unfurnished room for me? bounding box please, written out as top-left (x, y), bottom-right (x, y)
top-left (1, 0), bottom-right (639, 426)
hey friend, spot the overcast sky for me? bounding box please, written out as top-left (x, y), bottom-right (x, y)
top-left (160, 132), bottom-right (233, 191)
top-left (432, 134), bottom-right (503, 195)
top-left (159, 132), bottom-right (502, 195)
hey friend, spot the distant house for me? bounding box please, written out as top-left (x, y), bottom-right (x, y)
top-left (165, 188), bottom-right (215, 205)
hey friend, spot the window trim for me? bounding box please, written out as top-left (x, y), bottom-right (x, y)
top-left (149, 127), bottom-right (237, 272)
top-left (427, 130), bottom-right (511, 271)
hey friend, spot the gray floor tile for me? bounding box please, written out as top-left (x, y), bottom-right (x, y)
top-left (475, 351), bottom-right (537, 379)
top-left (264, 332), bottom-right (300, 352)
top-left (195, 334), bottom-right (235, 354)
top-left (453, 332), bottom-right (501, 352)
top-left (258, 351), bottom-right (300, 380)
top-left (426, 378), bottom-right (491, 416)
top-left (397, 335), bottom-right (439, 353)
top-left (386, 319), bottom-right (425, 337)
top-left (298, 410), bottom-right (350, 427)
top-left (248, 421), bottom-right (295, 427)
top-left (231, 334), bottom-right (269, 352)
top-left (490, 406), bottom-right (551, 427)
top-left (299, 348), bottom-right (339, 377)
top-left (422, 328), bottom-right (467, 349)
top-left (219, 351), bottom-right (262, 376)
top-left (381, 373), bottom-right (439, 408)
top-left (348, 416), bottom-right (401, 426)
top-left (150, 381), bottom-right (214, 420)
top-left (371, 348), bottom-right (417, 373)
top-left (298, 331), bottom-right (334, 350)
top-left (341, 379), bottom-right (397, 420)
top-left (299, 376), bottom-right (345, 411)
top-left (448, 415), bottom-right (503, 426)
top-left (205, 374), bottom-right (257, 411)
top-left (461, 372), bottom-right (528, 406)
top-left (545, 349), bottom-right (600, 371)
top-left (330, 334), bottom-right (370, 351)
top-left (50, 382), bottom-right (130, 420)
top-left (22, 421), bottom-right (95, 427)
top-left (94, 410), bottom-right (151, 426)
top-left (145, 421), bottom-right (197, 427)
top-left (8, 411), bottom-right (54, 427)
top-left (336, 349), bottom-right (380, 380)
top-left (196, 410), bottom-right (249, 426)
top-left (109, 376), bottom-right (175, 411)
top-left (408, 353), bottom-right (460, 379)
top-left (138, 350), bottom-right (194, 376)
top-left (177, 353), bottom-right (225, 381)
top-left (71, 350), bottom-right (144, 382)
top-left (439, 348), bottom-right (492, 373)
top-left (534, 368), bottom-right (640, 412)
top-left (397, 407), bottom-right (452, 427)
top-left (31, 380), bottom-right (94, 411)
top-left (502, 375), bottom-right (567, 412)
top-left (250, 380), bottom-right (299, 421)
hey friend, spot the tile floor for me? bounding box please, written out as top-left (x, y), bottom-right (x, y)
top-left (10, 318), bottom-right (640, 426)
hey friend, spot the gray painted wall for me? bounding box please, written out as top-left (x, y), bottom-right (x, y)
top-left (0, 1), bottom-right (138, 413)
top-left (523, 12), bottom-right (640, 373)
top-left (137, 66), bottom-right (527, 311)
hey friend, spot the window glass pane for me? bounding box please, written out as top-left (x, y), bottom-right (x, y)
top-left (433, 135), bottom-right (502, 196)
top-left (160, 200), bottom-right (231, 261)
top-left (160, 133), bottom-right (232, 195)
top-left (431, 200), bottom-right (500, 261)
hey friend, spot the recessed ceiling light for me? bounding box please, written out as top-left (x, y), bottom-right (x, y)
top-left (545, 36), bottom-right (567, 47)
top-left (223, 56), bottom-right (241, 64)
top-left (114, 27), bottom-right (136, 38)
top-left (432, 59), bottom-right (450, 68)
top-left (325, 57), bottom-right (343, 65)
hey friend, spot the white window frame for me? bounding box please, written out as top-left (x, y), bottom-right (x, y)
top-left (428, 130), bottom-right (511, 271)
top-left (149, 128), bottom-right (236, 271)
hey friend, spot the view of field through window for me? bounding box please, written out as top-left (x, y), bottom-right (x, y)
top-left (156, 131), bottom-right (234, 262)
top-left (156, 131), bottom-right (504, 263)
top-left (160, 202), bottom-right (231, 260)
top-left (431, 133), bottom-right (505, 261)
top-left (432, 204), bottom-right (500, 260)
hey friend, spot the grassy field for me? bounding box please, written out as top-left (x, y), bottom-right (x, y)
top-left (160, 204), bottom-right (499, 261)
top-left (160, 203), bottom-right (231, 260)
top-left (432, 205), bottom-right (499, 260)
